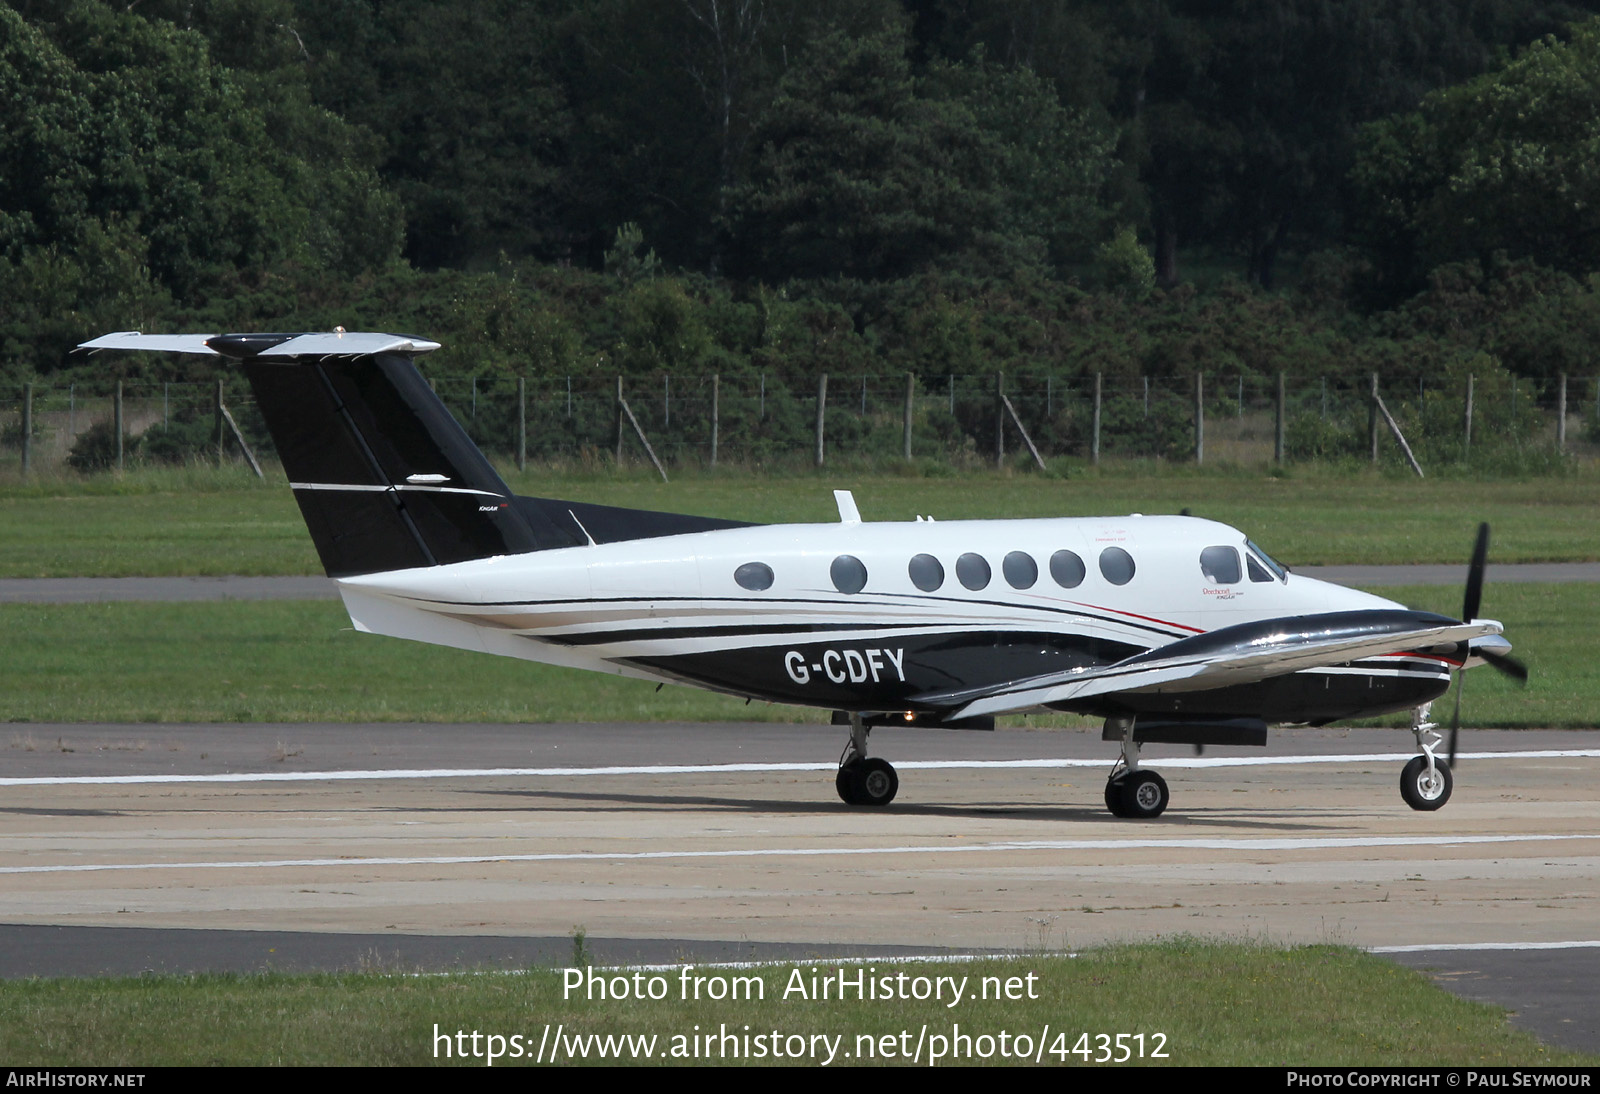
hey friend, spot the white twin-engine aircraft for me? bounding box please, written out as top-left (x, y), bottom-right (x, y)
top-left (81, 330), bottom-right (1526, 818)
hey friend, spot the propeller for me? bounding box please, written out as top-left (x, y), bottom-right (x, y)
top-left (1447, 522), bottom-right (1529, 766)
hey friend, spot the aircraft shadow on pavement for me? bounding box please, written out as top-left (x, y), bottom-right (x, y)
top-left (469, 786), bottom-right (1339, 830)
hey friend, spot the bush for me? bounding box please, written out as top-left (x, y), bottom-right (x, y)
top-left (65, 419), bottom-right (135, 472)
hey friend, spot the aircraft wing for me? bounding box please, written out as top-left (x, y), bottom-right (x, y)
top-left (916, 609), bottom-right (1501, 721)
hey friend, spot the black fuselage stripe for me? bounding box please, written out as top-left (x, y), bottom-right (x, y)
top-left (396, 593), bottom-right (1190, 640)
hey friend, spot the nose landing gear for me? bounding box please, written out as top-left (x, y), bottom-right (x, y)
top-left (1402, 705), bottom-right (1452, 811)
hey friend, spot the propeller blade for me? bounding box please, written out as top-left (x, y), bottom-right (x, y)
top-left (1481, 649), bottom-right (1529, 683)
top-left (1448, 669), bottom-right (1465, 767)
top-left (1463, 522), bottom-right (1489, 622)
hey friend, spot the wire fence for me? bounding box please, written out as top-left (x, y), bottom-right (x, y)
top-left (3, 370), bottom-right (1596, 476)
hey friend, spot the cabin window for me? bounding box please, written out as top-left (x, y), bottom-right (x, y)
top-left (831, 554), bottom-right (868, 594)
top-left (1199, 546), bottom-right (1241, 584)
top-left (908, 553), bottom-right (944, 592)
top-left (734, 562), bottom-right (774, 591)
top-left (1002, 551), bottom-right (1038, 589)
top-left (1099, 546), bottom-right (1136, 585)
top-left (956, 552), bottom-right (991, 590)
top-left (1049, 549), bottom-right (1086, 589)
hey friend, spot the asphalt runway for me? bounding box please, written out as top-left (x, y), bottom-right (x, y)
top-left (3, 720), bottom-right (1598, 1053)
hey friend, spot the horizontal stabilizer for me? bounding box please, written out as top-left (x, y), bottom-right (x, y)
top-left (76, 331), bottom-right (440, 358)
top-left (78, 332), bottom-right (219, 355)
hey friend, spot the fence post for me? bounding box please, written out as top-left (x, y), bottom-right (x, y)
top-left (1369, 373), bottom-right (1379, 464)
top-left (517, 376), bottom-right (527, 471)
top-left (1557, 372), bottom-right (1567, 452)
top-left (902, 373), bottom-right (914, 461)
top-left (21, 383), bottom-right (32, 476)
top-left (710, 373), bottom-right (719, 467)
top-left (1464, 374), bottom-right (1474, 458)
top-left (1091, 371), bottom-right (1102, 465)
top-left (115, 381), bottom-right (125, 472)
top-left (615, 376), bottom-right (625, 465)
top-left (995, 371), bottom-right (1005, 469)
top-left (215, 379), bottom-right (225, 467)
top-left (814, 373), bottom-right (827, 468)
top-left (1237, 374), bottom-right (1244, 418)
top-left (69, 383), bottom-right (75, 438)
top-left (1274, 371), bottom-right (1285, 464)
top-left (1143, 375), bottom-right (1149, 418)
top-left (1193, 374), bottom-right (1204, 465)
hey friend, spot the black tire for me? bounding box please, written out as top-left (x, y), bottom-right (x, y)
top-left (1400, 755), bottom-right (1452, 811)
top-left (1116, 770), bottom-right (1169, 819)
top-left (854, 757), bottom-right (899, 806)
top-left (1104, 777), bottom-right (1131, 817)
top-left (835, 763), bottom-right (863, 805)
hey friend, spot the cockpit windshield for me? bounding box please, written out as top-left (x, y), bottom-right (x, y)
top-left (1245, 539), bottom-right (1287, 582)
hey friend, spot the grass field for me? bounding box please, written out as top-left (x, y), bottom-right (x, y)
top-left (0, 464), bottom-right (1597, 576)
top-left (0, 583), bottom-right (1586, 726)
top-left (1, 943), bottom-right (1592, 1066)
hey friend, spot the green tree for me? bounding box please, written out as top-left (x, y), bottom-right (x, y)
top-left (1352, 19), bottom-right (1600, 300)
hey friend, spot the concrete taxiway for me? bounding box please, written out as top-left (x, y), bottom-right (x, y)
top-left (3, 719), bottom-right (1599, 1054)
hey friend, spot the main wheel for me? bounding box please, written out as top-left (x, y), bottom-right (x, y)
top-left (1400, 755), bottom-right (1452, 811)
top-left (853, 757), bottom-right (899, 806)
top-left (1116, 770), bottom-right (1169, 819)
top-left (835, 758), bottom-right (898, 806)
top-left (835, 763), bottom-right (863, 805)
top-left (1104, 777), bottom-right (1131, 817)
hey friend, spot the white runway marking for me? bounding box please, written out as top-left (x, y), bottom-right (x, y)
top-left (3, 749), bottom-right (1596, 787)
top-left (5, 833), bottom-right (1597, 876)
top-left (1372, 941), bottom-right (1600, 953)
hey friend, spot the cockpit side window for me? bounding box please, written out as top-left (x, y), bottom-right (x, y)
top-left (1199, 546), bottom-right (1241, 584)
top-left (1247, 556), bottom-right (1274, 583)
top-left (1245, 539), bottom-right (1288, 583)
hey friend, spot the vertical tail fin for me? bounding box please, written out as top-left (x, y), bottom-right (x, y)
top-left (232, 344), bottom-right (583, 576)
top-left (79, 330), bottom-right (753, 576)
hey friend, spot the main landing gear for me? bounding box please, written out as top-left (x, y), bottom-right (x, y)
top-left (1103, 717), bottom-right (1169, 819)
top-left (1401, 704), bottom-right (1453, 811)
top-left (835, 714), bottom-right (899, 806)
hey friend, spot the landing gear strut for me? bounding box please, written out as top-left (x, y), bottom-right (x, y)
top-left (835, 714), bottom-right (899, 806)
top-left (1401, 704), bottom-right (1452, 811)
top-left (1103, 716), bottom-right (1170, 819)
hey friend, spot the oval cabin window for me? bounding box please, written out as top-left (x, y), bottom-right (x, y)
top-left (734, 562), bottom-right (774, 591)
top-left (831, 555), bottom-right (868, 594)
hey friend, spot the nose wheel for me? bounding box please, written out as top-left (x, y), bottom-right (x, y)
top-left (1400, 755), bottom-right (1452, 811)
